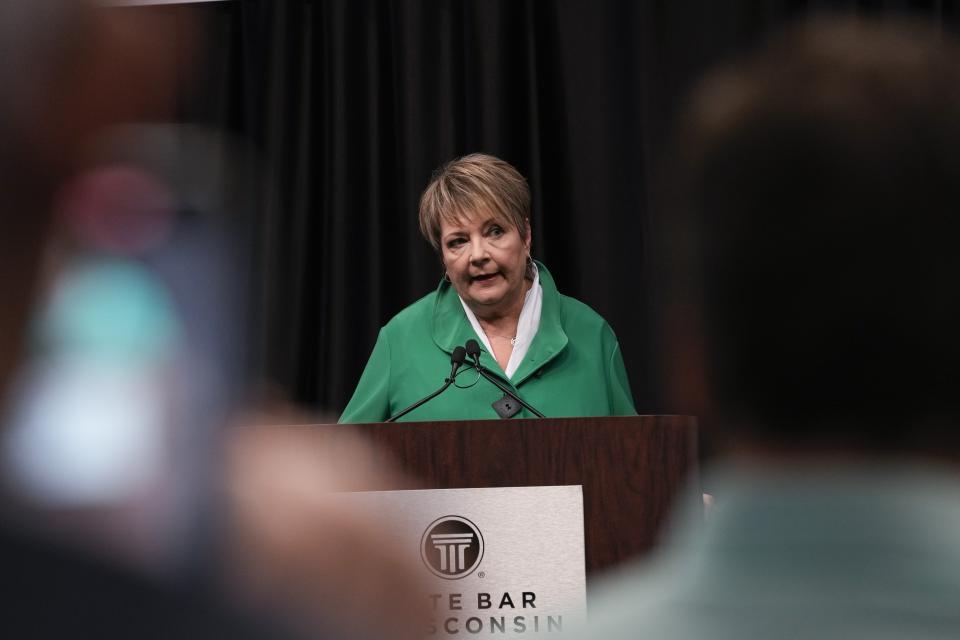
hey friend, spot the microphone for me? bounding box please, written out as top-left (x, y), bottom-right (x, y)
top-left (463, 339), bottom-right (546, 418)
top-left (464, 339), bottom-right (482, 362)
top-left (449, 346), bottom-right (467, 379)
top-left (386, 347), bottom-right (467, 422)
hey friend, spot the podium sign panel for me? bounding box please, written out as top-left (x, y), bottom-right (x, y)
top-left (343, 485), bottom-right (586, 637)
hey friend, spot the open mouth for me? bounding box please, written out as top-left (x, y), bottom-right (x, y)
top-left (471, 272), bottom-right (500, 283)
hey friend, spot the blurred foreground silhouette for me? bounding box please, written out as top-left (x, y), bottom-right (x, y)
top-left (587, 17), bottom-right (960, 640)
top-left (0, 2), bottom-right (426, 638)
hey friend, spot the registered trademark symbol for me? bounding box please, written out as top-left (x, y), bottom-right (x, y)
top-left (478, 572), bottom-right (486, 578)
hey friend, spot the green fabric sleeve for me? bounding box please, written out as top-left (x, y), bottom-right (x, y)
top-left (606, 336), bottom-right (638, 416)
top-left (338, 328), bottom-right (392, 423)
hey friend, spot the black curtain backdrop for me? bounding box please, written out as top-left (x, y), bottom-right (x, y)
top-left (132, 0), bottom-right (957, 416)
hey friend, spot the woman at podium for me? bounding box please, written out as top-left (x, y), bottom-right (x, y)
top-left (339, 153), bottom-right (636, 423)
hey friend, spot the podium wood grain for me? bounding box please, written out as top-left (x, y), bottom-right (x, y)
top-left (308, 416), bottom-right (697, 578)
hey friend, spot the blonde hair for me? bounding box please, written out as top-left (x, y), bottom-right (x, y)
top-left (418, 153), bottom-right (530, 251)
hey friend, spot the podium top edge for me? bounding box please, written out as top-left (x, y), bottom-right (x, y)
top-left (251, 415), bottom-right (698, 429)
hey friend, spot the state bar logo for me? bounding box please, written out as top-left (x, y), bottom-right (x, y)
top-left (421, 515), bottom-right (484, 579)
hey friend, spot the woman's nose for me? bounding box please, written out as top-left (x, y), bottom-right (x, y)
top-left (469, 239), bottom-right (489, 263)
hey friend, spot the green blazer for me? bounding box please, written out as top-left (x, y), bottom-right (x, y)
top-left (338, 262), bottom-right (637, 423)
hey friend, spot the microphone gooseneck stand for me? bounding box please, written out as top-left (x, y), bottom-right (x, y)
top-left (386, 346), bottom-right (467, 422)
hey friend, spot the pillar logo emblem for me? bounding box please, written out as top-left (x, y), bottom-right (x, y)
top-left (421, 515), bottom-right (484, 579)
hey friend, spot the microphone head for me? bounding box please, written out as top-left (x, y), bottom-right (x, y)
top-left (451, 346), bottom-right (467, 365)
top-left (465, 339), bottom-right (481, 359)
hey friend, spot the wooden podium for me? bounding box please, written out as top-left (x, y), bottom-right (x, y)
top-left (324, 415), bottom-right (697, 578)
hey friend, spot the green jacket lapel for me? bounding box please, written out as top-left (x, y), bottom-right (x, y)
top-left (512, 262), bottom-right (568, 386)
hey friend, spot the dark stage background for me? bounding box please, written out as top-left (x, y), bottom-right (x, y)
top-left (121, 0), bottom-right (957, 417)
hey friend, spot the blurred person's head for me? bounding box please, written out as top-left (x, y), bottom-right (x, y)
top-left (666, 18), bottom-right (960, 457)
top-left (0, 0), bottom-right (184, 400)
top-left (0, 0), bottom-right (213, 579)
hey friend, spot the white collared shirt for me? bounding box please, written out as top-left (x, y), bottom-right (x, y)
top-left (458, 264), bottom-right (542, 379)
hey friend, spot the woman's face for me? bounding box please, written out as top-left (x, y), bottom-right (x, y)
top-left (440, 210), bottom-right (531, 317)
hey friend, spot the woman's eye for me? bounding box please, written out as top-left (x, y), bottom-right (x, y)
top-left (488, 226), bottom-right (504, 237)
top-left (447, 238), bottom-right (467, 249)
